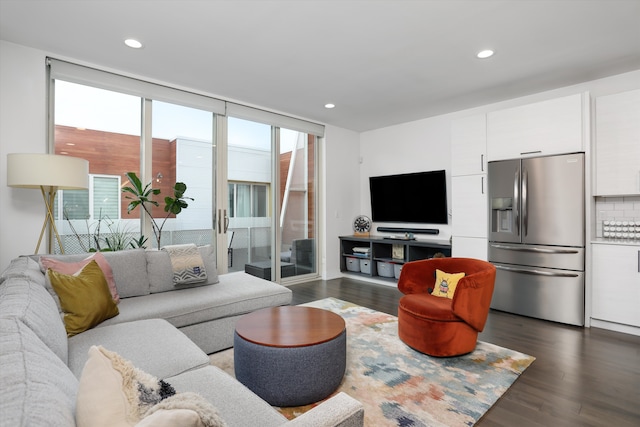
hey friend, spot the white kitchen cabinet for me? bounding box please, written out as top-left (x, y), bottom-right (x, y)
top-left (487, 93), bottom-right (585, 161)
top-left (594, 89), bottom-right (640, 196)
top-left (452, 236), bottom-right (488, 260)
top-left (591, 243), bottom-right (640, 328)
top-left (451, 114), bottom-right (486, 176)
top-left (452, 175), bottom-right (487, 238)
top-left (451, 114), bottom-right (488, 260)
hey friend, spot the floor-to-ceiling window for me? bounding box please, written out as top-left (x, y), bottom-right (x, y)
top-left (53, 80), bottom-right (142, 252)
top-left (50, 60), bottom-right (222, 254)
top-left (48, 59), bottom-right (322, 281)
top-left (279, 128), bottom-right (316, 279)
top-left (151, 101), bottom-right (215, 249)
top-left (225, 111), bottom-right (319, 281)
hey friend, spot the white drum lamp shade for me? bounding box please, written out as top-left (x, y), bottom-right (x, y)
top-left (7, 153), bottom-right (89, 254)
top-left (7, 153), bottom-right (89, 189)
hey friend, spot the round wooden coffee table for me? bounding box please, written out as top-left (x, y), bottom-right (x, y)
top-left (234, 306), bottom-right (346, 406)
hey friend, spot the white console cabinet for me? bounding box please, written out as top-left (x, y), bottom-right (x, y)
top-left (591, 242), bottom-right (640, 330)
top-left (594, 89), bottom-right (640, 196)
top-left (487, 93), bottom-right (585, 161)
top-left (451, 114), bottom-right (488, 260)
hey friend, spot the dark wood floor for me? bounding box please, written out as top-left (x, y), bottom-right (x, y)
top-left (288, 277), bottom-right (640, 427)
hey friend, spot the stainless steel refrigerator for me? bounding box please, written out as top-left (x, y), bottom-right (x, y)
top-left (488, 153), bottom-right (585, 326)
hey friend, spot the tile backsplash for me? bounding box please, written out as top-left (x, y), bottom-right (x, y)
top-left (595, 196), bottom-right (640, 239)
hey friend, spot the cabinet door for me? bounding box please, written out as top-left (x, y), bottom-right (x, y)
top-left (452, 114), bottom-right (486, 176)
top-left (452, 175), bottom-right (487, 238)
top-left (594, 89), bottom-right (640, 196)
top-left (487, 93), bottom-right (584, 161)
top-left (591, 244), bottom-right (640, 327)
top-left (452, 236), bottom-right (488, 260)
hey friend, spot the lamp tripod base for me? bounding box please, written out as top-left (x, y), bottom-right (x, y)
top-left (35, 186), bottom-right (64, 254)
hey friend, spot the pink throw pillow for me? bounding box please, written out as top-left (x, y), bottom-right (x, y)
top-left (41, 252), bottom-right (120, 304)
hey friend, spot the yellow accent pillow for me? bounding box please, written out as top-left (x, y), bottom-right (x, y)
top-left (48, 260), bottom-right (119, 337)
top-left (431, 269), bottom-right (466, 299)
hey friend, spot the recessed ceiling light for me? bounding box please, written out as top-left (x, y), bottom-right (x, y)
top-left (324, 103), bottom-right (335, 109)
top-left (124, 38), bottom-right (143, 49)
top-left (477, 49), bottom-right (494, 59)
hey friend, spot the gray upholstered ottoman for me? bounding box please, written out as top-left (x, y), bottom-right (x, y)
top-left (234, 306), bottom-right (346, 407)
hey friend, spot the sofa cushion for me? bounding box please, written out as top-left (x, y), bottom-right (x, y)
top-left (166, 366), bottom-right (286, 427)
top-left (0, 256), bottom-right (45, 287)
top-left (48, 260), bottom-right (120, 337)
top-left (147, 245), bottom-right (219, 294)
top-left (41, 251), bottom-right (120, 303)
top-left (0, 276), bottom-right (68, 363)
top-left (0, 317), bottom-right (79, 427)
top-left (98, 271), bottom-right (292, 329)
top-left (39, 249), bottom-right (150, 298)
top-left (68, 319), bottom-right (210, 379)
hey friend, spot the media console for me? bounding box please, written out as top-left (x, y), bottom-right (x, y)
top-left (339, 235), bottom-right (451, 283)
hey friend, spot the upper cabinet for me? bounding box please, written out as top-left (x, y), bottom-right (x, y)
top-left (594, 89), bottom-right (640, 196)
top-left (451, 114), bottom-right (486, 176)
top-left (486, 93), bottom-right (585, 161)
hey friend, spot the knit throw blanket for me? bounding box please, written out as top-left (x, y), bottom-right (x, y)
top-left (162, 244), bottom-right (208, 285)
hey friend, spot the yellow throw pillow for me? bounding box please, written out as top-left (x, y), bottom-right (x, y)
top-left (431, 269), bottom-right (466, 299)
top-left (48, 260), bottom-right (119, 337)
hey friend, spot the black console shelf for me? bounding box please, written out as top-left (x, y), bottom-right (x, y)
top-left (339, 235), bottom-right (451, 283)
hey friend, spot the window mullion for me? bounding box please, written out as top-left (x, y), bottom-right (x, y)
top-left (141, 98), bottom-right (154, 246)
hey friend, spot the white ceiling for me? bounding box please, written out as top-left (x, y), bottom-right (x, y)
top-left (1, 0), bottom-right (639, 132)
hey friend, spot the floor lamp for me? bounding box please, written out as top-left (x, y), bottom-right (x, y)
top-left (7, 153), bottom-right (89, 254)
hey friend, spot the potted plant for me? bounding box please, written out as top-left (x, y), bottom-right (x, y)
top-left (122, 172), bottom-right (193, 248)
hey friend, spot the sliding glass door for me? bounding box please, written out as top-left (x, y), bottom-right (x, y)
top-left (49, 59), bottom-right (320, 282)
top-left (225, 117), bottom-right (317, 281)
top-left (150, 101), bottom-right (215, 252)
top-left (279, 128), bottom-right (316, 279)
top-left (52, 88), bottom-right (217, 254)
top-left (226, 117), bottom-right (273, 274)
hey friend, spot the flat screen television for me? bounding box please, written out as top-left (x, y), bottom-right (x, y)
top-left (369, 170), bottom-right (448, 224)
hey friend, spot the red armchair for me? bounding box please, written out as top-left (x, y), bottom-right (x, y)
top-left (397, 257), bottom-right (496, 357)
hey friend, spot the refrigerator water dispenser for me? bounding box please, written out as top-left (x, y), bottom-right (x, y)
top-left (491, 197), bottom-right (513, 233)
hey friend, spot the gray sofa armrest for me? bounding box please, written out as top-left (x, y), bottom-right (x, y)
top-left (281, 392), bottom-right (364, 427)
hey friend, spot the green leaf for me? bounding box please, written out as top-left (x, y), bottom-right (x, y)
top-left (174, 182), bottom-right (187, 197)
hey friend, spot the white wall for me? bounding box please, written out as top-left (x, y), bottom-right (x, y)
top-left (322, 125), bottom-right (360, 279)
top-left (360, 114), bottom-right (454, 242)
top-left (0, 41), bottom-right (50, 267)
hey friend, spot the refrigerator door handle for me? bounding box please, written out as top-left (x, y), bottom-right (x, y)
top-left (514, 169), bottom-right (520, 236)
top-left (495, 264), bottom-right (579, 278)
top-left (522, 168), bottom-right (528, 237)
top-left (490, 243), bottom-right (580, 254)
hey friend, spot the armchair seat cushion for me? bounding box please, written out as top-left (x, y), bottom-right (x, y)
top-left (399, 294), bottom-right (460, 323)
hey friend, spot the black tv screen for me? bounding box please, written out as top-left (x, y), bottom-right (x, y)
top-left (369, 170), bottom-right (448, 224)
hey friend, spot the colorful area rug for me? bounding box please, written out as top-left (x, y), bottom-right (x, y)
top-left (209, 298), bottom-right (535, 426)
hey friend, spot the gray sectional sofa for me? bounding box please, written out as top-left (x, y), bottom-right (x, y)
top-left (0, 248), bottom-right (364, 427)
